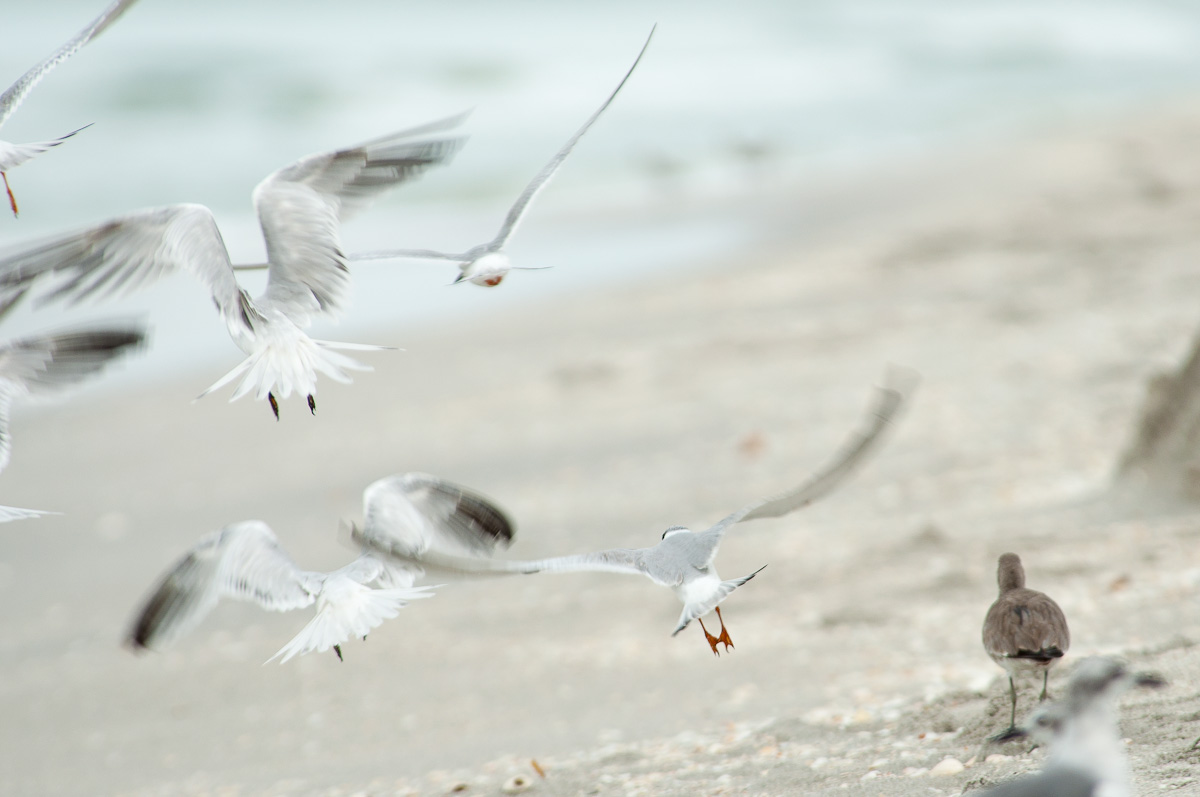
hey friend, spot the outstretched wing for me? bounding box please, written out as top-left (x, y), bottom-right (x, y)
top-left (255, 116), bottom-right (465, 323)
top-left (126, 520), bottom-right (319, 651)
top-left (355, 472), bottom-right (515, 560)
top-left (0, 0), bottom-right (140, 130)
top-left (0, 323), bottom-right (145, 473)
top-left (356, 542), bottom-right (653, 582)
top-left (0, 204), bottom-right (250, 332)
top-left (485, 27), bottom-right (654, 251)
top-left (349, 248), bottom-right (472, 264)
top-left (699, 367), bottom-right (919, 542)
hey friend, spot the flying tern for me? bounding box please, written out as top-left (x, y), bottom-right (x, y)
top-left (0, 321), bottom-right (145, 521)
top-left (0, 0), bottom-right (140, 218)
top-left (350, 27), bottom-right (655, 287)
top-left (0, 116), bottom-right (464, 419)
top-left (983, 552), bottom-right (1071, 735)
top-left (128, 472), bottom-right (514, 662)
top-left (357, 369), bottom-right (918, 654)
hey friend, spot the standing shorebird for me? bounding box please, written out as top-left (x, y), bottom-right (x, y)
top-left (0, 0), bottom-right (140, 218)
top-left (351, 27), bottom-right (655, 287)
top-left (985, 656), bottom-right (1166, 797)
top-left (0, 116), bottom-right (463, 419)
top-left (983, 552), bottom-right (1071, 735)
top-left (356, 370), bottom-right (917, 654)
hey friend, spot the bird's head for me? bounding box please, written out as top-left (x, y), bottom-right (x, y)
top-left (661, 525), bottom-right (691, 541)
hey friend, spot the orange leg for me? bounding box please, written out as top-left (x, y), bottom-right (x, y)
top-left (713, 606), bottom-right (735, 652)
top-left (2, 172), bottom-right (17, 218)
top-left (698, 607), bottom-right (737, 656)
top-left (697, 617), bottom-right (722, 656)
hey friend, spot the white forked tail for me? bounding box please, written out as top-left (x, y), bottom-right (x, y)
top-left (198, 337), bottom-right (392, 402)
top-left (266, 580), bottom-right (435, 664)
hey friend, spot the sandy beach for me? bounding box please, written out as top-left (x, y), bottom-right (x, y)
top-left (4, 97), bottom-right (1200, 796)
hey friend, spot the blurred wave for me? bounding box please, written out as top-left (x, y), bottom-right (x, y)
top-left (2, 0), bottom-right (1200, 391)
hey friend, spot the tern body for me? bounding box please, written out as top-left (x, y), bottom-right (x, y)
top-left (352, 27), bottom-right (655, 287)
top-left (0, 0), bottom-right (140, 217)
top-left (357, 370), bottom-right (917, 654)
top-left (0, 118), bottom-right (463, 418)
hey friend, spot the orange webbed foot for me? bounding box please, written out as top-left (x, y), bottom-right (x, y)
top-left (698, 617), bottom-right (722, 656)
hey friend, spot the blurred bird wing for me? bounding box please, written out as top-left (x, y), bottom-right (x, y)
top-left (356, 472), bottom-right (514, 560)
top-left (361, 545), bottom-right (653, 583)
top-left (350, 248), bottom-right (471, 263)
top-left (0, 205), bottom-right (247, 329)
top-left (256, 118), bottom-right (465, 323)
top-left (0, 0), bottom-right (139, 129)
top-left (0, 323), bottom-right (145, 473)
top-left (701, 367), bottom-right (918, 541)
top-left (487, 27), bottom-right (653, 251)
top-left (127, 520), bottom-right (319, 651)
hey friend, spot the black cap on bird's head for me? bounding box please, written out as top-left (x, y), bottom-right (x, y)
top-left (661, 525), bottom-right (690, 540)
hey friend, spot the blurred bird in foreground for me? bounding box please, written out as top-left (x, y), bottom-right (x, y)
top-left (352, 26), bottom-right (655, 287)
top-left (0, 321), bottom-right (145, 521)
top-left (0, 0), bottom-right (140, 218)
top-left (985, 656), bottom-right (1166, 797)
top-left (0, 116), bottom-right (464, 419)
top-left (357, 368), bottom-right (917, 654)
top-left (127, 472), bottom-right (513, 663)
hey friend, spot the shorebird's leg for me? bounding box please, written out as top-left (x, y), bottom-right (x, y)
top-left (1039, 671), bottom-right (1050, 702)
top-left (714, 606), bottom-right (735, 652)
top-left (2, 172), bottom-right (17, 217)
top-left (268, 392), bottom-right (279, 421)
top-left (307, 394), bottom-right (316, 415)
top-left (1008, 676), bottom-right (1018, 729)
top-left (697, 617), bottom-right (722, 656)
top-left (333, 644), bottom-right (343, 662)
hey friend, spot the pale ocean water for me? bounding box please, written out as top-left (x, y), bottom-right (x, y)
top-left (3, 0), bottom-right (1200, 392)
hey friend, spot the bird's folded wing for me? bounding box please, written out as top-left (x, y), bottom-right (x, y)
top-left (487, 28), bottom-right (653, 252)
top-left (704, 367), bottom-right (919, 538)
top-left (0, 0), bottom-right (140, 128)
top-left (127, 520), bottom-right (317, 651)
top-left (357, 472), bottom-right (515, 559)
